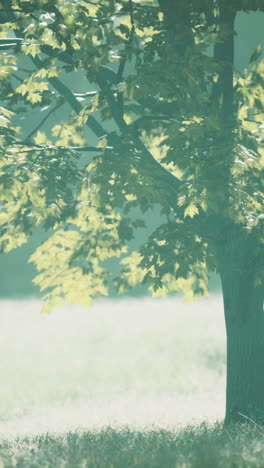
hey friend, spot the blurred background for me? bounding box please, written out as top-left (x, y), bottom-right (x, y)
top-left (0, 295), bottom-right (225, 436)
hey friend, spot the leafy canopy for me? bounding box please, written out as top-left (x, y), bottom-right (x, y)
top-left (0, 0), bottom-right (263, 310)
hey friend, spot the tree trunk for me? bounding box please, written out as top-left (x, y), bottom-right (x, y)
top-left (220, 236), bottom-right (264, 424)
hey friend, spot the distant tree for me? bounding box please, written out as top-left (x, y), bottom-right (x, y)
top-left (0, 0), bottom-right (263, 424)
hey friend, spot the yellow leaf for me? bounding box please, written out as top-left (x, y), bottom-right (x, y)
top-left (27, 93), bottom-right (42, 103)
top-left (37, 82), bottom-right (49, 92)
top-left (21, 43), bottom-right (41, 57)
top-left (41, 297), bottom-right (63, 313)
top-left (34, 130), bottom-right (48, 145)
top-left (0, 107), bottom-right (14, 118)
top-left (16, 83), bottom-right (28, 96)
top-left (184, 203), bottom-right (199, 218)
top-left (125, 193), bottom-right (137, 201)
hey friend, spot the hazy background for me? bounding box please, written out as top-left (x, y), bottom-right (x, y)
top-left (0, 295), bottom-right (225, 436)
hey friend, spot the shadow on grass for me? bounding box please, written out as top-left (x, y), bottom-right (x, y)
top-left (1, 423), bottom-right (264, 467)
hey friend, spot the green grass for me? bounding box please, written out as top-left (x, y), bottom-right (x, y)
top-left (1, 424), bottom-right (264, 467)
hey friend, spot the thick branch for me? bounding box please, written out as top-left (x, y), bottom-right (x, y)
top-left (129, 116), bottom-right (177, 130)
top-left (212, 5), bottom-right (236, 117)
top-left (96, 68), bottom-right (182, 194)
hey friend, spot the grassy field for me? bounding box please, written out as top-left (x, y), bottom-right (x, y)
top-left (1, 423), bottom-right (264, 467)
top-left (2, 294), bottom-right (258, 467)
top-left (0, 295), bottom-right (226, 434)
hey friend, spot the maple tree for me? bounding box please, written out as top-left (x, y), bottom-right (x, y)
top-left (0, 0), bottom-right (264, 423)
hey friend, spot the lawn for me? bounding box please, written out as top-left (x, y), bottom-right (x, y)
top-left (0, 295), bottom-right (225, 435)
top-left (1, 424), bottom-right (264, 468)
top-left (2, 294), bottom-right (257, 467)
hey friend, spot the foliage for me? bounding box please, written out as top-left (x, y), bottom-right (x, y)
top-left (0, 0), bottom-right (263, 309)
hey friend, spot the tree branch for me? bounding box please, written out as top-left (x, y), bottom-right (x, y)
top-left (212, 6), bottom-right (235, 118)
top-left (74, 91), bottom-right (98, 98)
top-left (129, 116), bottom-right (177, 130)
top-left (30, 55), bottom-right (108, 139)
top-left (96, 68), bottom-right (182, 193)
top-left (7, 143), bottom-right (111, 153)
top-left (25, 102), bottom-right (64, 141)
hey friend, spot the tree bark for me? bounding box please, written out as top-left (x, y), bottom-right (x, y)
top-left (220, 235), bottom-right (264, 424)
top-left (212, 3), bottom-right (235, 118)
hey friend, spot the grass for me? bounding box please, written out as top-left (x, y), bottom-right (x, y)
top-left (0, 295), bottom-right (225, 435)
top-left (0, 294), bottom-right (247, 466)
top-left (1, 424), bottom-right (264, 467)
